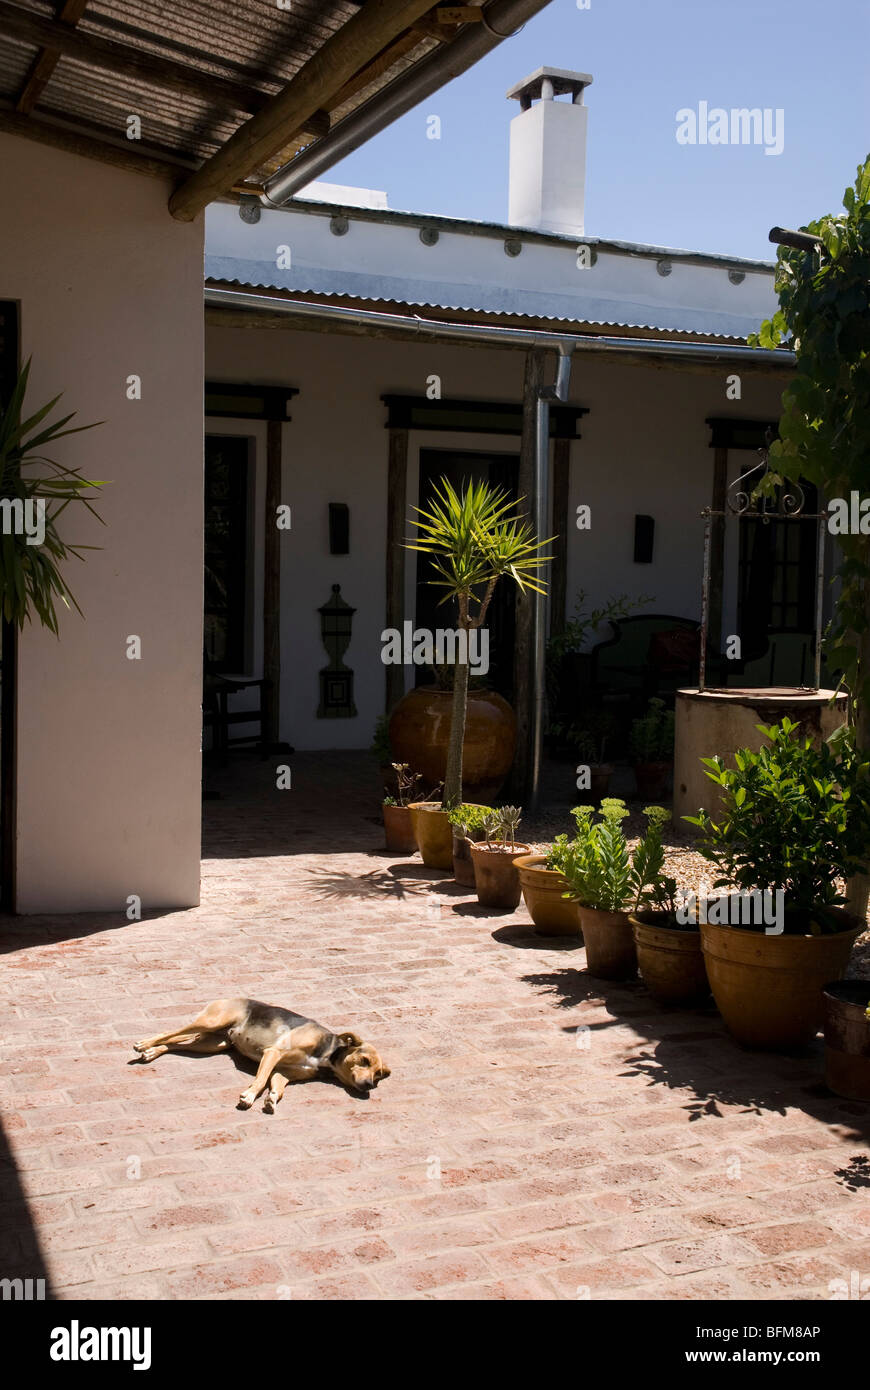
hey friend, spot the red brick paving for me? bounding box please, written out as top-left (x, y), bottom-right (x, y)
top-left (0, 752), bottom-right (868, 1300)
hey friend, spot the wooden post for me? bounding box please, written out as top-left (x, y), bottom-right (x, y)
top-left (168, 0), bottom-right (437, 220)
top-left (708, 445), bottom-right (728, 658)
top-left (509, 348), bottom-right (547, 800)
top-left (1, 618), bottom-right (16, 913)
top-left (549, 436), bottom-right (570, 638)
top-left (262, 419), bottom-right (282, 747)
top-left (385, 427), bottom-right (408, 714)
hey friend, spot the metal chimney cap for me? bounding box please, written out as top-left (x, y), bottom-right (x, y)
top-left (506, 67), bottom-right (593, 105)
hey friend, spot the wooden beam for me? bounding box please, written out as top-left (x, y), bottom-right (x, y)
top-left (0, 104), bottom-right (196, 179)
top-left (549, 437), bottom-right (570, 639)
top-left (16, 0), bottom-right (89, 116)
top-left (0, 0), bottom-right (282, 117)
top-left (168, 0), bottom-right (436, 222)
top-left (327, 27), bottom-right (427, 110)
top-left (263, 419), bottom-right (283, 746)
top-left (385, 427), bottom-right (409, 714)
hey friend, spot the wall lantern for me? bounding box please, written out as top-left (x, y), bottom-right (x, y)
top-left (317, 584), bottom-right (357, 718)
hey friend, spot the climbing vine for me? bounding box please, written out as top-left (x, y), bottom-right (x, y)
top-left (751, 156), bottom-right (870, 727)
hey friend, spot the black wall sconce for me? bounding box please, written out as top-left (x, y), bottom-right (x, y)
top-left (634, 514), bottom-right (655, 564)
top-left (329, 502), bottom-right (349, 554)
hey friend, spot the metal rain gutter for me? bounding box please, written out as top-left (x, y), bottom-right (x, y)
top-left (204, 286), bottom-right (797, 366)
top-left (263, 0), bottom-right (557, 207)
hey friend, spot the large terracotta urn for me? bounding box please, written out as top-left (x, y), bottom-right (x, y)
top-left (389, 686), bottom-right (516, 802)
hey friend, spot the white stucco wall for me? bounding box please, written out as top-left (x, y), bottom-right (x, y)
top-left (0, 135), bottom-right (204, 913)
top-left (205, 320), bottom-right (789, 751)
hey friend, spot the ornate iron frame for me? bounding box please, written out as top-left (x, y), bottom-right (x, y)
top-left (698, 440), bottom-right (828, 692)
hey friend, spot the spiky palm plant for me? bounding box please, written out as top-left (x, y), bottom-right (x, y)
top-left (0, 359), bottom-right (105, 633)
top-left (404, 477), bottom-right (552, 808)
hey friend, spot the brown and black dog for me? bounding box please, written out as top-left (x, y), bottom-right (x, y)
top-left (132, 998), bottom-right (390, 1112)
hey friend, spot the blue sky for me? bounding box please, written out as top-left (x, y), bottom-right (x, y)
top-left (324, 0), bottom-right (870, 261)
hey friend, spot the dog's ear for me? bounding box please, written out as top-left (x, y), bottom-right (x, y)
top-left (337, 1030), bottom-right (362, 1048)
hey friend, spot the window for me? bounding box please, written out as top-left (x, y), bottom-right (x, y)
top-left (204, 435), bottom-right (252, 672)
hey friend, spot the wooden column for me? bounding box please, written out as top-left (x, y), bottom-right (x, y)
top-left (708, 445), bottom-right (728, 657)
top-left (385, 427), bottom-right (409, 713)
top-left (262, 418), bottom-right (282, 746)
top-left (549, 436), bottom-right (570, 638)
top-left (510, 348), bottom-right (548, 800)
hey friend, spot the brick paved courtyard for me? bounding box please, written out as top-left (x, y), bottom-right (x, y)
top-left (1, 753), bottom-right (869, 1301)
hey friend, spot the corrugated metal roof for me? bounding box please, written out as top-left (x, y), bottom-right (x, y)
top-left (205, 260), bottom-right (764, 339)
top-left (0, 0), bottom-right (445, 179)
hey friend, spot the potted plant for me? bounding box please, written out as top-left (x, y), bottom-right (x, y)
top-left (514, 814), bottom-right (584, 937)
top-left (0, 359), bottom-right (105, 631)
top-left (627, 810), bottom-right (710, 1005)
top-left (822, 982), bottom-right (870, 1101)
top-left (685, 718), bottom-right (870, 1049)
top-left (630, 698), bottom-right (674, 800)
top-left (402, 478), bottom-right (551, 839)
top-left (559, 800), bottom-right (677, 980)
top-left (390, 663), bottom-right (516, 805)
top-left (470, 807), bottom-right (531, 910)
top-left (382, 763), bottom-right (421, 855)
top-left (447, 803), bottom-right (494, 887)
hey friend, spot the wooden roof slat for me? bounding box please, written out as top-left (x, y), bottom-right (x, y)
top-left (16, 0), bottom-right (90, 116)
top-left (1, 0), bottom-right (284, 117)
top-left (167, 0), bottom-right (438, 221)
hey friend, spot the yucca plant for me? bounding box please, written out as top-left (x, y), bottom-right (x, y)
top-left (404, 477), bottom-right (552, 808)
top-left (0, 360), bottom-right (105, 632)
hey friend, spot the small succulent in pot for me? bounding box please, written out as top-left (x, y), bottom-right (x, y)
top-left (385, 762), bottom-right (422, 808)
top-left (471, 805), bottom-right (530, 908)
top-left (447, 803), bottom-right (495, 886)
top-left (498, 805), bottom-right (522, 850)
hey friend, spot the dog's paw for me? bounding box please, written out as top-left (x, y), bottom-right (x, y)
top-left (237, 1089), bottom-right (256, 1110)
top-left (262, 1094), bottom-right (275, 1114)
top-left (132, 1041), bottom-right (149, 1053)
top-left (136, 1046), bottom-right (162, 1063)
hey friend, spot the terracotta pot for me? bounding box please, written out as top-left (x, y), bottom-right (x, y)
top-left (700, 910), bottom-right (861, 1049)
top-left (389, 686), bottom-right (516, 802)
top-left (514, 855), bottom-right (582, 936)
top-left (471, 841), bottom-right (531, 909)
top-left (823, 981), bottom-right (870, 1101)
top-left (578, 906), bottom-right (637, 980)
top-left (382, 803), bottom-right (416, 856)
top-left (631, 911), bottom-right (709, 1005)
top-left (635, 760), bottom-right (671, 800)
top-left (408, 802), bottom-right (453, 870)
top-left (451, 823), bottom-right (486, 888)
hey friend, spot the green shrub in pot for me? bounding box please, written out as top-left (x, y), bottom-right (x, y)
top-left (558, 800), bottom-right (673, 979)
top-left (683, 717), bottom-right (870, 1047)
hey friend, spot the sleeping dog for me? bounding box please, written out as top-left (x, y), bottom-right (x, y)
top-left (132, 997), bottom-right (390, 1112)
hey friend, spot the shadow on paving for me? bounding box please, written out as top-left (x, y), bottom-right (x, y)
top-left (0, 909), bottom-right (178, 957)
top-left (521, 964), bottom-right (870, 1146)
top-left (0, 1112), bottom-right (53, 1299)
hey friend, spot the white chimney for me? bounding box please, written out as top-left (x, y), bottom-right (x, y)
top-left (507, 67), bottom-right (593, 236)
